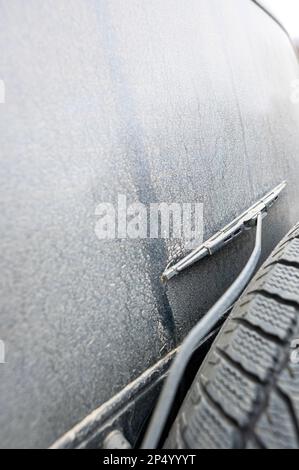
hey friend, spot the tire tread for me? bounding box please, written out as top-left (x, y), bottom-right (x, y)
top-left (165, 223), bottom-right (299, 449)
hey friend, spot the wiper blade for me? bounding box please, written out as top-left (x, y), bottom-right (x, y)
top-left (162, 180), bottom-right (286, 281)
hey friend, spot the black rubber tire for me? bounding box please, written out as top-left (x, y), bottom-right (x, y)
top-left (165, 222), bottom-right (299, 449)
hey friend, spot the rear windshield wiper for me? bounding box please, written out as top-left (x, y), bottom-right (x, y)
top-left (162, 181), bottom-right (286, 281)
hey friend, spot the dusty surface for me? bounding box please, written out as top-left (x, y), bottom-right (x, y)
top-left (0, 0), bottom-right (299, 448)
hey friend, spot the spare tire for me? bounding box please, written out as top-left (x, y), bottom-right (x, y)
top-left (165, 222), bottom-right (299, 449)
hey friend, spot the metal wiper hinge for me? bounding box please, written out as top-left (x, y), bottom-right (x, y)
top-left (162, 181), bottom-right (286, 282)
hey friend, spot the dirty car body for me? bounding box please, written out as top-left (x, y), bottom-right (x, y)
top-left (1, 0), bottom-right (299, 448)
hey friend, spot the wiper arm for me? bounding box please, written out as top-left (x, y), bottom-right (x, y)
top-left (142, 211), bottom-right (264, 449)
top-left (162, 181), bottom-right (286, 281)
